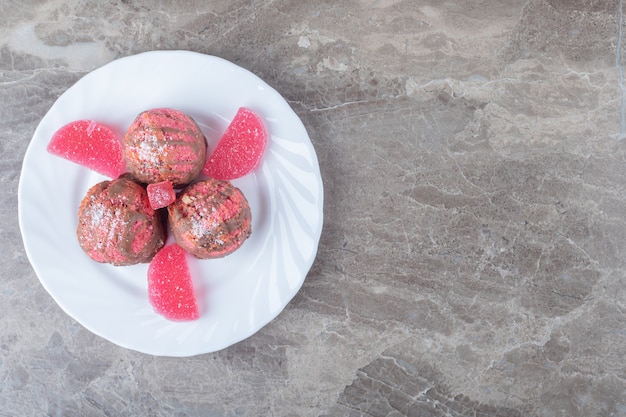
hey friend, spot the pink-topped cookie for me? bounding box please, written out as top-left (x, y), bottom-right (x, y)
top-left (168, 179), bottom-right (252, 259)
top-left (77, 176), bottom-right (165, 266)
top-left (123, 108), bottom-right (207, 187)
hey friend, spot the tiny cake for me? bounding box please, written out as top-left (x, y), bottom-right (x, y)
top-left (77, 176), bottom-right (165, 266)
top-left (168, 179), bottom-right (252, 259)
top-left (123, 108), bottom-right (207, 187)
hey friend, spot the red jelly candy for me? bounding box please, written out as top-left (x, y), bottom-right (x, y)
top-left (147, 180), bottom-right (176, 210)
top-left (148, 244), bottom-right (199, 321)
top-left (202, 107), bottom-right (268, 180)
top-left (47, 120), bottom-right (126, 178)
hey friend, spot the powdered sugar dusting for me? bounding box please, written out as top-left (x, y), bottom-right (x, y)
top-left (190, 216), bottom-right (206, 240)
top-left (136, 134), bottom-right (164, 166)
top-left (84, 200), bottom-right (127, 252)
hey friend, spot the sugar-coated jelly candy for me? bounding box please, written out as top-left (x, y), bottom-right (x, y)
top-left (147, 180), bottom-right (176, 210)
top-left (47, 120), bottom-right (126, 179)
top-left (148, 244), bottom-right (199, 321)
top-left (202, 107), bottom-right (268, 180)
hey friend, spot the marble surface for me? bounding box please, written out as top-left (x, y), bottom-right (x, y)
top-left (2, 0), bottom-right (626, 415)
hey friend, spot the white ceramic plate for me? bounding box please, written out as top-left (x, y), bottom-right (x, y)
top-left (18, 51), bottom-right (323, 357)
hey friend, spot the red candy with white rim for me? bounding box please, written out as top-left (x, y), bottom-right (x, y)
top-left (202, 107), bottom-right (268, 180)
top-left (148, 244), bottom-right (199, 321)
top-left (147, 180), bottom-right (176, 210)
top-left (47, 120), bottom-right (126, 179)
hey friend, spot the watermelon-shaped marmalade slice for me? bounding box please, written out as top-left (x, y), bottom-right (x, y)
top-left (148, 244), bottom-right (199, 321)
top-left (47, 120), bottom-right (126, 179)
top-left (202, 107), bottom-right (268, 180)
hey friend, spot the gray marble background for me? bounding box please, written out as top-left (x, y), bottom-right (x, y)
top-left (2, 0), bottom-right (626, 416)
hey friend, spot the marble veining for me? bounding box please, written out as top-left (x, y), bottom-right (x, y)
top-left (617, 0), bottom-right (626, 137)
top-left (2, 1), bottom-right (626, 416)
